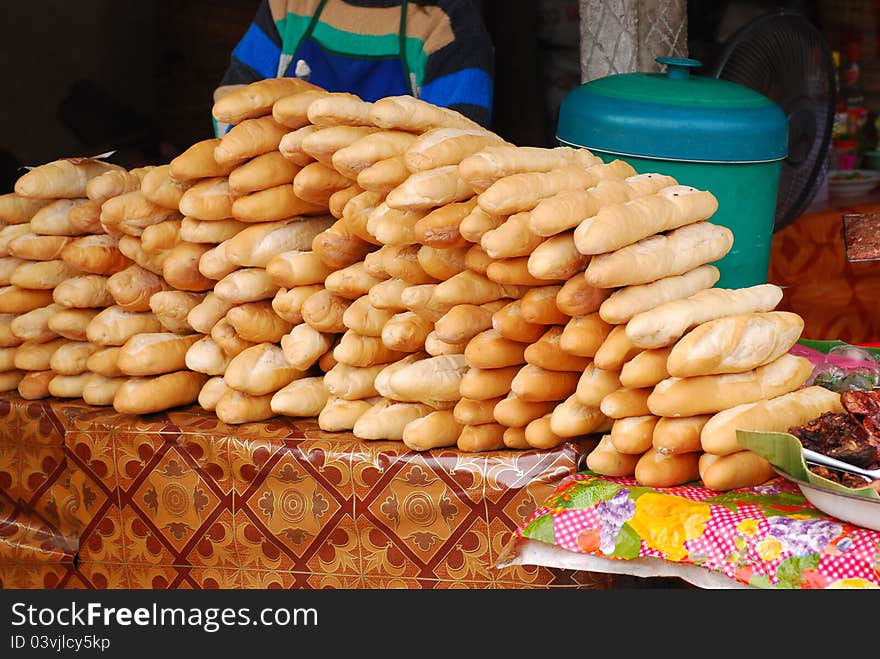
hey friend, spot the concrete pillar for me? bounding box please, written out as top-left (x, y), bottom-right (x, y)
top-left (579, 0), bottom-right (689, 81)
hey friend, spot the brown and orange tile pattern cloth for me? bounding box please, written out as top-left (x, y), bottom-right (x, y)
top-left (769, 202), bottom-right (880, 344)
top-left (0, 393), bottom-right (613, 589)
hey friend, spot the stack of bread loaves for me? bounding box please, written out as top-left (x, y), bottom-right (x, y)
top-left (2, 158), bottom-right (130, 401)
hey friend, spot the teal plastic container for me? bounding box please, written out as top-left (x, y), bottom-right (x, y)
top-left (556, 57), bottom-right (789, 289)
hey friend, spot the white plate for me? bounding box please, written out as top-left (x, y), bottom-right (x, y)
top-left (828, 170), bottom-right (880, 197)
top-left (772, 467), bottom-right (880, 531)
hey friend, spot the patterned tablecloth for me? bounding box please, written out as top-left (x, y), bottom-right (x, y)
top-left (0, 393), bottom-right (613, 590)
top-left (500, 473), bottom-right (880, 589)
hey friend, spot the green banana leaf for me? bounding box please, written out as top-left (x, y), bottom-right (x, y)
top-left (736, 429), bottom-right (880, 500)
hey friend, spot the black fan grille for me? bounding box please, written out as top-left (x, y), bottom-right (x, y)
top-left (712, 10), bottom-right (834, 231)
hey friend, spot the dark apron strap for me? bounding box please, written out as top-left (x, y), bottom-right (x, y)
top-left (291, 0), bottom-right (329, 60)
top-left (398, 0), bottom-right (417, 96)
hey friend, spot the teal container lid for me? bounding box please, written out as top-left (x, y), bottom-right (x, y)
top-left (557, 57), bottom-right (788, 163)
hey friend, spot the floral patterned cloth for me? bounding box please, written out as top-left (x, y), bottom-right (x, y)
top-left (509, 473), bottom-right (880, 589)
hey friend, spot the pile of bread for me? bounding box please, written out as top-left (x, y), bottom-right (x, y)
top-left (0, 77), bottom-right (845, 491)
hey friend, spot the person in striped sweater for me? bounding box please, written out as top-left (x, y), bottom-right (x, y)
top-left (214, 0), bottom-right (495, 134)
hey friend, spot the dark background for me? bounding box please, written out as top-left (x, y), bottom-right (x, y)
top-left (0, 0), bottom-right (865, 194)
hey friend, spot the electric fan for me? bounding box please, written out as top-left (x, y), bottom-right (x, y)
top-left (711, 9), bottom-right (835, 231)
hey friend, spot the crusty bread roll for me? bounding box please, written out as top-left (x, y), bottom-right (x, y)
top-left (233, 183), bottom-right (328, 223)
top-left (364, 202), bottom-right (422, 245)
top-left (0, 257), bottom-right (24, 286)
top-left (178, 177), bottom-right (235, 221)
top-left (307, 92), bottom-right (375, 127)
top-left (0, 286), bottom-right (55, 314)
top-left (8, 234), bottom-right (72, 262)
top-left (599, 386), bottom-right (652, 419)
top-left (329, 184), bottom-right (364, 218)
top-left (404, 127), bottom-right (508, 172)
top-left (385, 165), bottom-right (475, 212)
top-left (140, 164), bottom-right (191, 211)
top-left (317, 395), bottom-right (377, 431)
top-left (464, 328), bottom-right (527, 369)
top-left (635, 448), bottom-right (702, 488)
top-left (10, 303), bottom-right (63, 343)
top-left (0, 193), bottom-right (51, 225)
top-left (197, 376), bottom-right (229, 412)
top-left (52, 275), bottom-right (113, 309)
top-left (385, 353), bottom-right (469, 404)
top-left (424, 330), bottom-right (467, 356)
top-left (341, 294), bottom-right (395, 337)
top-left (652, 415), bottom-right (712, 454)
top-left (140, 219), bottom-right (182, 253)
top-left (458, 145), bottom-right (602, 194)
top-left (354, 398), bottom-right (438, 441)
top-left (380, 311), bottom-right (433, 353)
top-left (280, 323), bottom-right (332, 371)
top-left (67, 198), bottom-right (104, 234)
top-left (699, 385), bottom-right (844, 456)
top-left (333, 329), bottom-right (407, 367)
top-left (609, 414), bottom-right (659, 454)
top-left (197, 242), bottom-right (237, 281)
top-left (60, 234), bottom-right (131, 275)
top-left (491, 299), bottom-right (546, 344)
top-left (331, 129), bottom-right (418, 179)
top-left (502, 425), bottom-right (531, 449)
top-left (0, 224), bottom-right (33, 257)
top-left (17, 370), bottom-right (54, 399)
top-left (523, 325), bottom-right (591, 372)
top-left (402, 410), bottom-right (463, 451)
top-left (271, 284), bottom-right (324, 324)
top-left (519, 285), bottom-right (568, 326)
top-left (47, 373), bottom-right (90, 398)
top-left (117, 332), bottom-right (201, 376)
top-left (162, 242), bottom-right (216, 292)
top-left (486, 256), bottom-right (553, 287)
top-left (82, 373), bottom-right (126, 406)
top-left (585, 221), bottom-right (734, 289)
top-left (458, 205), bottom-right (504, 243)
top-left (550, 394), bottom-right (608, 438)
top-left (215, 389), bottom-right (276, 424)
top-left (86, 166), bottom-right (152, 205)
top-left (214, 267), bottom-right (280, 304)
top-left (86, 347), bottom-right (124, 377)
top-left (458, 364), bottom-right (521, 400)
top-left (29, 198), bottom-right (90, 236)
top-left (86, 306), bottom-right (163, 346)
top-left (647, 353), bottom-right (814, 418)
top-left (107, 264), bottom-right (171, 312)
top-left (291, 161), bottom-right (353, 205)
top-left (457, 422), bottom-right (507, 452)
top-left (224, 342), bottom-right (304, 396)
top-left (575, 363), bottom-right (622, 407)
top-left (184, 336), bottom-right (230, 376)
top-left (169, 138), bottom-right (236, 182)
top-left (49, 341), bottom-right (98, 375)
top-left (100, 189), bottom-right (181, 237)
top-left (213, 77), bottom-right (320, 125)
top-left (114, 370), bottom-right (208, 415)
top-left (270, 376), bottom-right (330, 417)
top-left (555, 274), bottom-right (610, 318)
top-left (186, 292), bottom-right (235, 334)
top-left (211, 318), bottom-right (257, 358)
top-left (698, 450), bottom-right (775, 491)
top-left (369, 94), bottom-right (482, 132)
top-left (47, 305), bottom-right (99, 341)
top-left (526, 232), bottom-right (590, 283)
top-left (523, 414), bottom-right (567, 450)
top-left (149, 290), bottom-right (205, 334)
top-left (323, 362), bottom-right (386, 400)
top-left (324, 261), bottom-right (385, 300)
top-left (619, 348), bottom-right (671, 389)
top-left (226, 217), bottom-right (335, 269)
top-left (214, 115), bottom-right (290, 166)
top-left (0, 314), bottom-right (21, 348)
top-left (226, 300), bottom-right (292, 343)
top-left (434, 302), bottom-right (496, 345)
top-left (493, 393), bottom-right (557, 428)
top-left (573, 185), bottom-right (719, 255)
top-left (511, 364), bottom-right (580, 402)
top-left (300, 288), bottom-right (350, 333)
top-left (593, 325), bottom-right (642, 372)
top-left (180, 217), bottom-right (247, 244)
top-left (356, 156), bottom-right (411, 195)
top-left (272, 88), bottom-right (331, 129)
top-left (625, 284), bottom-right (785, 350)
top-left (433, 270), bottom-right (527, 307)
top-left (117, 235), bottom-right (167, 275)
top-left (666, 311), bottom-right (804, 377)
top-left (558, 313), bottom-right (613, 358)
top-left (0, 346), bottom-right (19, 372)
top-left (311, 219), bottom-right (375, 270)
top-left (15, 158), bottom-right (123, 199)
top-left (453, 396), bottom-right (502, 426)
top-left (480, 211), bottom-right (543, 259)
top-left (10, 260), bottom-right (81, 290)
top-left (266, 249), bottom-right (335, 288)
top-left (229, 150), bottom-right (303, 195)
top-left (14, 338), bottom-right (71, 371)
top-left (585, 434), bottom-right (640, 477)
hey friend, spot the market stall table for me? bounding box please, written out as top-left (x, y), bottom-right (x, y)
top-left (0, 393), bottom-right (613, 590)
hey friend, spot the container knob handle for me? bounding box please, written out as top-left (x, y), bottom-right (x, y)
top-left (656, 56), bottom-right (702, 80)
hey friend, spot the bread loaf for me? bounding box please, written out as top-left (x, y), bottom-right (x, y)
top-left (300, 288), bottom-right (350, 333)
top-left (523, 326), bottom-right (591, 372)
top-left (404, 127), bottom-right (507, 172)
top-left (490, 299), bottom-right (546, 344)
top-left (402, 410), bottom-right (463, 451)
top-left (214, 115), bottom-right (289, 166)
top-left (459, 145), bottom-right (602, 194)
top-left (226, 300), bottom-right (292, 343)
top-left (575, 363), bottom-right (622, 407)
top-left (550, 394), bottom-right (608, 438)
top-left (10, 260), bottom-right (81, 290)
top-left (625, 284), bottom-right (785, 350)
top-left (280, 323), bottom-right (332, 371)
top-left (559, 313), bottom-right (613, 358)
top-left (458, 364), bottom-right (520, 400)
top-left (457, 422), bottom-right (507, 452)
top-left (699, 385), bottom-right (844, 456)
top-left (464, 329), bottom-right (527, 368)
top-left (0, 286), bottom-right (55, 314)
top-left (117, 332), bottom-right (201, 376)
top-left (186, 292), bottom-right (235, 334)
top-left (609, 414), bottom-right (659, 454)
top-left (178, 177), bottom-right (235, 221)
top-left (197, 376), bottom-right (229, 412)
top-left (635, 448), bottom-right (702, 488)
top-left (272, 88), bottom-right (331, 129)
top-left (86, 347), bottom-right (124, 378)
top-left (61, 235), bottom-right (130, 275)
top-left (341, 294), bottom-right (394, 337)
top-left (593, 325), bottom-right (642, 371)
top-left (585, 434), bottom-right (640, 477)
top-left (323, 362), bottom-right (386, 400)
top-left (480, 211), bottom-right (543, 259)
top-left (48, 341), bottom-right (98, 375)
top-left (666, 311), bottom-right (804, 377)
top-left (86, 166), bottom-right (152, 205)
top-left (369, 94), bottom-right (482, 132)
top-left (14, 338), bottom-right (71, 371)
top-left (224, 342), bottom-right (304, 396)
top-left (215, 389), bottom-right (276, 424)
top-left (114, 371), bottom-right (207, 415)
top-left (229, 151), bottom-right (303, 195)
top-left (107, 264), bottom-right (171, 311)
top-left (179, 217), bottom-right (248, 244)
top-left (354, 398), bottom-right (437, 440)
top-left (10, 303), bottom-right (63, 343)
top-left (100, 189), bottom-right (180, 236)
top-left (49, 306), bottom-right (100, 340)
top-left (619, 348), bottom-right (671, 389)
top-left (82, 373), bottom-right (126, 406)
top-left (453, 396), bottom-right (502, 426)
top-left (86, 306), bottom-right (163, 346)
top-left (385, 165), bottom-right (474, 211)
top-left (17, 370), bottom-right (54, 399)
top-left (0, 193), bottom-right (51, 224)
top-left (140, 164), bottom-right (191, 211)
top-left (270, 376), bottom-right (330, 417)
top-left (266, 249), bottom-right (336, 288)
top-left (140, 219), bottom-right (182, 253)
top-left (324, 261), bottom-right (385, 299)
top-left (184, 336), bottom-right (231, 376)
top-left (652, 415), bottom-right (712, 454)
top-left (511, 364), bottom-right (579, 402)
top-left (169, 138), bottom-right (236, 181)
top-left (29, 198), bottom-right (91, 236)
top-left (214, 267), bottom-right (280, 304)
top-left (67, 199), bottom-right (104, 234)
top-left (213, 77), bottom-right (320, 125)
top-left (210, 318), bottom-right (257, 357)
top-left (698, 450), bottom-right (775, 491)
top-left (318, 396), bottom-right (378, 431)
top-left (647, 353), bottom-right (814, 418)
top-left (15, 158), bottom-right (122, 199)
top-left (311, 219), bottom-right (374, 270)
top-left (198, 242), bottom-right (238, 281)
top-left (47, 373), bottom-right (90, 398)
top-left (271, 284), bottom-right (323, 324)
top-left (599, 386), bottom-right (652, 419)
top-left (9, 234), bottom-right (71, 262)
top-left (492, 393), bottom-right (556, 428)
top-left (149, 290), bottom-right (205, 334)
top-left (585, 222), bottom-right (734, 288)
top-left (0, 257), bottom-right (24, 286)
top-left (117, 235), bottom-right (167, 275)
top-left (386, 354), bottom-right (469, 403)
top-left (333, 330), bottom-right (407, 367)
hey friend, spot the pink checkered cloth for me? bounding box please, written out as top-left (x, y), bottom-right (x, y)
top-left (511, 474), bottom-right (880, 589)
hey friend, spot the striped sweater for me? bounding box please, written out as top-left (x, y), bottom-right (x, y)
top-left (215, 0), bottom-right (494, 133)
